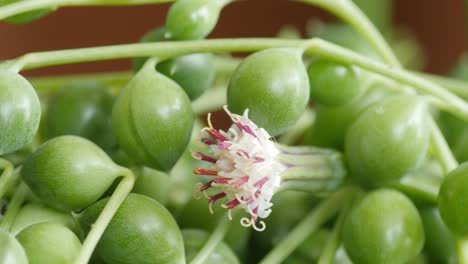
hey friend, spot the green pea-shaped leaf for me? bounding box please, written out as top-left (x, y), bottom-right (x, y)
top-left (16, 222), bottom-right (81, 264)
top-left (0, 0), bottom-right (53, 23)
top-left (0, 230), bottom-right (28, 264)
top-left (227, 48), bottom-right (310, 136)
top-left (21, 135), bottom-right (123, 212)
top-left (0, 70), bottom-right (41, 155)
top-left (439, 162), bottom-right (468, 236)
top-left (10, 203), bottom-right (81, 237)
top-left (345, 96), bottom-right (429, 187)
top-left (183, 229), bottom-right (239, 264)
top-left (44, 80), bottom-right (115, 149)
top-left (307, 58), bottom-right (366, 106)
top-left (420, 207), bottom-right (456, 263)
top-left (343, 189), bottom-right (424, 264)
top-left (133, 27), bottom-right (216, 100)
top-left (112, 62), bottom-right (194, 171)
top-left (304, 83), bottom-right (396, 149)
top-left (157, 53), bottom-right (216, 100)
top-left (132, 166), bottom-right (171, 205)
top-left (78, 193), bottom-right (185, 264)
top-left (165, 0), bottom-right (221, 40)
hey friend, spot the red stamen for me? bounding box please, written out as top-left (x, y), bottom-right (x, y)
top-left (199, 181), bottom-right (213, 191)
top-left (207, 129), bottom-right (227, 142)
top-left (209, 192), bottom-right (227, 203)
top-left (225, 199), bottom-right (241, 209)
top-left (192, 152), bottom-right (217, 163)
top-left (254, 176), bottom-right (269, 188)
top-left (236, 123), bottom-right (257, 138)
top-left (213, 177), bottom-right (232, 184)
top-left (193, 168), bottom-right (218, 176)
top-left (232, 176), bottom-right (249, 188)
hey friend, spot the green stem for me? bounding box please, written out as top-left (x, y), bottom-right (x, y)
top-left (429, 117), bottom-right (459, 173)
top-left (214, 55), bottom-right (240, 80)
top-left (258, 187), bottom-right (357, 264)
top-left (296, 0), bottom-right (400, 67)
top-left (414, 71), bottom-right (468, 100)
top-left (0, 159), bottom-right (18, 201)
top-left (0, 0), bottom-right (173, 21)
top-left (0, 182), bottom-right (29, 231)
top-left (279, 108), bottom-right (315, 145)
top-left (74, 168), bottom-right (135, 264)
top-left (192, 85), bottom-right (226, 114)
top-left (4, 38), bottom-right (468, 121)
top-left (189, 213), bottom-right (231, 264)
top-left (317, 198), bottom-right (352, 264)
top-left (4, 39), bottom-right (304, 72)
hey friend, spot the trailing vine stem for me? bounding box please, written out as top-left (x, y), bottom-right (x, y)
top-left (2, 38), bottom-right (467, 126)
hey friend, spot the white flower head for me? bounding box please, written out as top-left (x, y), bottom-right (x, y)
top-left (192, 106), bottom-right (286, 231)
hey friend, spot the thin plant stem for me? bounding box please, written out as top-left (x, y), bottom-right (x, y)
top-left (317, 198), bottom-right (353, 264)
top-left (4, 38), bottom-right (467, 122)
top-left (192, 85), bottom-right (226, 114)
top-left (295, 0), bottom-right (400, 67)
top-left (4, 39), bottom-right (304, 72)
top-left (74, 168), bottom-right (135, 264)
top-left (414, 71), bottom-right (468, 100)
top-left (0, 0), bottom-right (174, 21)
top-left (189, 212), bottom-right (231, 264)
top-left (258, 187), bottom-right (357, 264)
top-left (0, 182), bottom-right (29, 231)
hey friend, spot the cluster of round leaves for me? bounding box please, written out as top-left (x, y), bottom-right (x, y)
top-left (0, 49), bottom-right (460, 264)
top-left (0, 1), bottom-right (467, 263)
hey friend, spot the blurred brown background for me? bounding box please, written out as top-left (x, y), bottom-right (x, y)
top-left (0, 0), bottom-right (466, 77)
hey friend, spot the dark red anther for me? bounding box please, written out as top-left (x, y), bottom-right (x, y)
top-left (213, 177), bottom-right (232, 184)
top-left (209, 192), bottom-right (227, 203)
top-left (225, 199), bottom-right (241, 209)
top-left (192, 152), bottom-right (217, 163)
top-left (207, 128), bottom-right (227, 142)
top-left (236, 122), bottom-right (257, 138)
top-left (199, 181), bottom-right (213, 191)
top-left (193, 168), bottom-right (218, 176)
